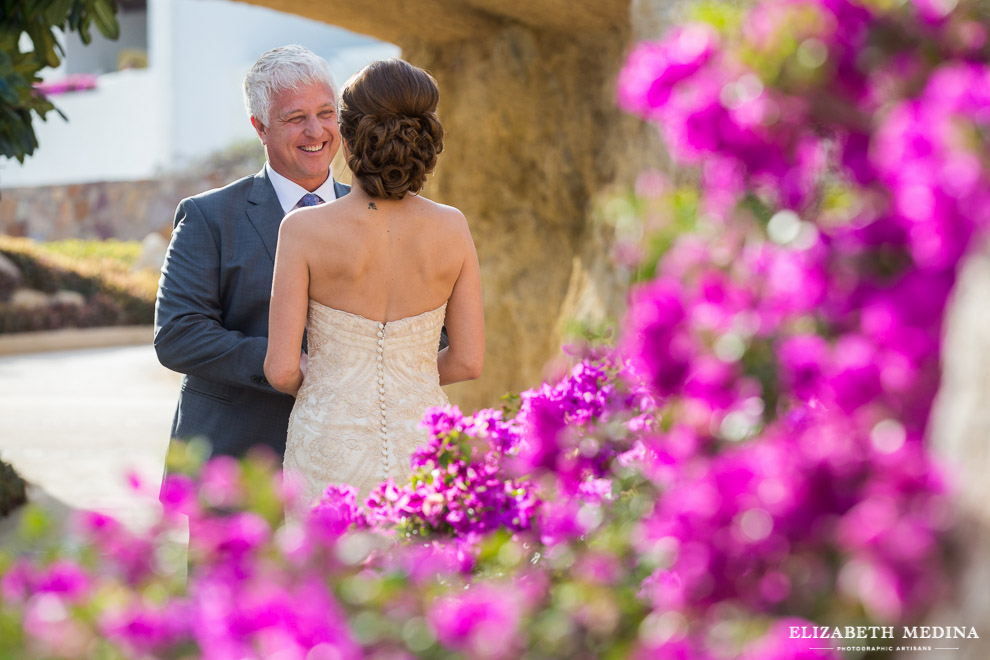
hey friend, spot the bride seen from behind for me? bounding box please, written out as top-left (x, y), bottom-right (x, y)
top-left (264, 58), bottom-right (484, 510)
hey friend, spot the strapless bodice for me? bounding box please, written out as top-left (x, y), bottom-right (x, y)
top-left (306, 300), bottom-right (448, 353)
top-left (283, 300), bottom-right (448, 514)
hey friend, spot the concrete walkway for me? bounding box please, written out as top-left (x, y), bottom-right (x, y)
top-left (0, 341), bottom-right (179, 529)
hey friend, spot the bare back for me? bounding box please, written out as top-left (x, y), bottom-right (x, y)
top-left (298, 192), bottom-right (465, 322)
top-left (268, 184), bottom-right (483, 391)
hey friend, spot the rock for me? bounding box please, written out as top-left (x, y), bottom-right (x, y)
top-left (0, 459), bottom-right (27, 519)
top-left (0, 252), bottom-right (22, 301)
top-left (131, 232), bottom-right (168, 272)
top-left (0, 252), bottom-right (20, 283)
top-left (10, 288), bottom-right (50, 309)
top-left (51, 290), bottom-right (86, 306)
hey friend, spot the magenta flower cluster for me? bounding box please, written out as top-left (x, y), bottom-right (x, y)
top-left (365, 406), bottom-right (536, 541)
top-left (33, 74), bottom-right (98, 96)
top-left (613, 0), bottom-right (986, 650)
top-left (361, 355), bottom-right (649, 555)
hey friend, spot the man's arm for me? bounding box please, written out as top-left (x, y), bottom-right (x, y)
top-left (154, 197), bottom-right (280, 394)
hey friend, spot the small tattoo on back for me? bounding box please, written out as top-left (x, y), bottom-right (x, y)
top-left (368, 202), bottom-right (378, 210)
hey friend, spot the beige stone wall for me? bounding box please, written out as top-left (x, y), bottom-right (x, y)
top-left (2, 180), bottom-right (184, 241)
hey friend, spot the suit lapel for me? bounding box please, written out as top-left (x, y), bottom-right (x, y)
top-left (245, 168), bottom-right (283, 263)
top-left (334, 179), bottom-right (351, 199)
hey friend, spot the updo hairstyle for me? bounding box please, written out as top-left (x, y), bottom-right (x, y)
top-left (338, 59), bottom-right (444, 200)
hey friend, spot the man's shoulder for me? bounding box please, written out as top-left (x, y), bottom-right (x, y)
top-left (183, 170), bottom-right (263, 207)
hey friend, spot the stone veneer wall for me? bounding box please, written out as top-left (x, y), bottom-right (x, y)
top-left (0, 160), bottom-right (264, 242)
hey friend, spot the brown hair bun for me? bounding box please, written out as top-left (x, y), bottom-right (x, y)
top-left (339, 59), bottom-right (444, 199)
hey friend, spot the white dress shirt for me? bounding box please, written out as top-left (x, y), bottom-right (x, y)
top-left (265, 163), bottom-right (338, 215)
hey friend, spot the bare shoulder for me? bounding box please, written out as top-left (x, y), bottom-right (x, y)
top-left (415, 196), bottom-right (471, 235)
top-left (280, 201), bottom-right (346, 237)
top-left (274, 210), bottom-right (316, 259)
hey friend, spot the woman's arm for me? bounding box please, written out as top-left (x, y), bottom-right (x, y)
top-left (265, 214), bottom-right (310, 396)
top-left (438, 215), bottom-right (485, 385)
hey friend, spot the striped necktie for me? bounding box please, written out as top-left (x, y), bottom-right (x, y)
top-left (297, 193), bottom-right (324, 208)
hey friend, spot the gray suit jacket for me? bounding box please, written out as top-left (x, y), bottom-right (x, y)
top-left (154, 167), bottom-right (350, 458)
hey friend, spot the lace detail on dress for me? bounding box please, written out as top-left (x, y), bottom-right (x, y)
top-left (283, 301), bottom-right (448, 514)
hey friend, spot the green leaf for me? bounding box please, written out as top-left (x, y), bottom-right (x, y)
top-left (92, 0), bottom-right (120, 40)
top-left (44, 0), bottom-right (75, 26)
top-left (69, 0), bottom-right (85, 30)
top-left (0, 77), bottom-right (16, 104)
top-left (0, 0), bottom-right (118, 161)
top-left (76, 11), bottom-right (94, 45)
top-left (23, 14), bottom-right (60, 69)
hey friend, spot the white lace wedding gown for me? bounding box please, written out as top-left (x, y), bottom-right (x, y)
top-left (283, 300), bottom-right (449, 511)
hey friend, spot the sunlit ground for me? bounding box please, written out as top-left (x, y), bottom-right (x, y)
top-left (0, 344), bottom-right (177, 530)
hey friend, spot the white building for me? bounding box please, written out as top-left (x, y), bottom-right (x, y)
top-left (0, 0), bottom-right (398, 188)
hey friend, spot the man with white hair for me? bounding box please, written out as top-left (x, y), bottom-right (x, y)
top-left (154, 45), bottom-right (349, 461)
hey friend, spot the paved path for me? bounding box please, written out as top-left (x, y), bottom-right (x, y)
top-left (0, 343), bottom-right (179, 529)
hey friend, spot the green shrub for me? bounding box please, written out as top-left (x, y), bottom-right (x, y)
top-left (0, 237), bottom-right (158, 334)
top-left (28, 238), bottom-right (142, 264)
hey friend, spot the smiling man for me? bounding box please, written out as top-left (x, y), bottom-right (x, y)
top-left (154, 46), bottom-right (349, 468)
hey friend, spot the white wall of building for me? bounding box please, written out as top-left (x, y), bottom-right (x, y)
top-left (0, 68), bottom-right (166, 187)
top-left (0, 0), bottom-right (397, 188)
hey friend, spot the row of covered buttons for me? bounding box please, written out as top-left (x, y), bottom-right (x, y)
top-left (378, 323), bottom-right (388, 476)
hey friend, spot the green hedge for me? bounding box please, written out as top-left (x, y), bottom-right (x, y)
top-left (0, 237), bottom-right (158, 334)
